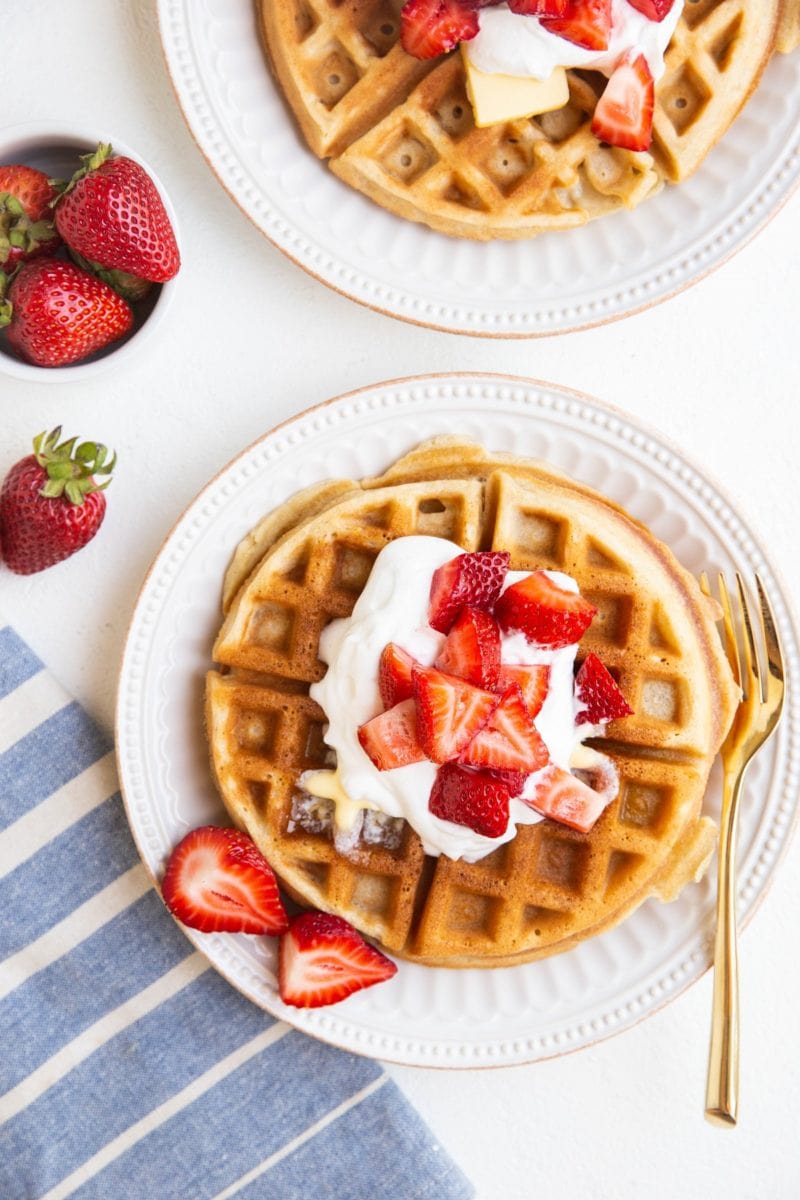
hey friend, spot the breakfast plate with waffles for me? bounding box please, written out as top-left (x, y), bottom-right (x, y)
top-left (157, 0), bottom-right (800, 336)
top-left (116, 374), bottom-right (800, 1066)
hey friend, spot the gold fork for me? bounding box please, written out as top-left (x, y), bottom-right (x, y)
top-left (699, 572), bottom-right (785, 1127)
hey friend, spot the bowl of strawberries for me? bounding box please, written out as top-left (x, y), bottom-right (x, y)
top-left (0, 122), bottom-right (180, 380)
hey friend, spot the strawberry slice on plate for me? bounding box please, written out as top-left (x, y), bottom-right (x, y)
top-left (541, 0), bottom-right (612, 51)
top-left (627, 0), bottom-right (675, 19)
top-left (358, 698), bottom-right (426, 770)
top-left (495, 571), bottom-right (596, 649)
top-left (574, 652), bottom-right (633, 724)
top-left (413, 665), bottom-right (498, 763)
top-left (379, 642), bottom-right (418, 708)
top-left (429, 762), bottom-right (511, 838)
top-left (436, 605), bottom-right (501, 689)
top-left (460, 684), bottom-right (550, 773)
top-left (162, 826), bottom-right (289, 935)
top-left (591, 53), bottom-right (655, 152)
top-left (494, 663), bottom-right (550, 718)
top-left (401, 0), bottom-right (479, 59)
top-left (279, 911), bottom-right (397, 1008)
top-left (428, 550), bottom-right (509, 633)
top-left (524, 764), bottom-right (608, 833)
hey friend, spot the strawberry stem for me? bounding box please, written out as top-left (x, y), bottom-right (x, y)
top-left (52, 143), bottom-right (113, 203)
top-left (33, 427), bottom-right (116, 506)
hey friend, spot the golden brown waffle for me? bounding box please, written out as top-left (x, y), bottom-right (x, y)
top-left (777, 0), bottom-right (800, 54)
top-left (259, 0), bottom-right (782, 239)
top-left (206, 441), bottom-right (738, 967)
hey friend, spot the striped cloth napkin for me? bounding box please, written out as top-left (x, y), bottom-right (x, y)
top-left (0, 620), bottom-right (474, 1200)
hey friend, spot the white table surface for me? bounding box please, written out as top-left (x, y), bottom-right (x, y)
top-left (2, 3), bottom-right (799, 1198)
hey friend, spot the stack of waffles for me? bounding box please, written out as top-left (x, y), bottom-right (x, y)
top-left (259, 1), bottom-right (785, 239)
top-left (205, 440), bottom-right (738, 967)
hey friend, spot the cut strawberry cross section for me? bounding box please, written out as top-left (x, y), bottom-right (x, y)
top-left (523, 764), bottom-right (607, 833)
top-left (379, 642), bottom-right (418, 709)
top-left (493, 663), bottom-right (550, 719)
top-left (400, 0), bottom-right (480, 60)
top-left (495, 570), bottom-right (597, 649)
top-left (413, 664), bottom-right (498, 763)
top-left (591, 52), bottom-right (655, 152)
top-left (358, 698), bottom-right (426, 771)
top-left (278, 911), bottom-right (397, 1008)
top-left (509, 1), bottom-right (571, 14)
top-left (429, 762), bottom-right (511, 839)
top-left (435, 605), bottom-right (501, 689)
top-left (627, 0), bottom-right (675, 20)
top-left (574, 652), bottom-right (634, 724)
top-left (460, 684), bottom-right (550, 773)
top-left (541, 0), bottom-right (612, 51)
top-left (428, 550), bottom-right (509, 633)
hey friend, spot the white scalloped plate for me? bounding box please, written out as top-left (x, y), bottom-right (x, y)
top-left (157, 0), bottom-right (800, 338)
top-left (117, 375), bottom-right (799, 1067)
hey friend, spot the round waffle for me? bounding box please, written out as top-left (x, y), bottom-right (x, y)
top-left (206, 441), bottom-right (738, 967)
top-left (259, 1), bottom-right (783, 240)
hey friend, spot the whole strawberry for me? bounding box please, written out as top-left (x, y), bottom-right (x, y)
top-left (0, 164), bottom-right (61, 273)
top-left (0, 258), bottom-right (133, 367)
top-left (54, 144), bottom-right (180, 283)
top-left (0, 428), bottom-right (115, 575)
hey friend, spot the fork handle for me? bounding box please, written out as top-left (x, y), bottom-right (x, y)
top-left (705, 769), bottom-right (745, 1126)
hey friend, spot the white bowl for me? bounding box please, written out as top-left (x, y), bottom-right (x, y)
top-left (0, 121), bottom-right (180, 382)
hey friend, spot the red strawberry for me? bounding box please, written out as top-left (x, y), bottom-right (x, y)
top-left (495, 571), bottom-right (596, 649)
top-left (460, 684), bottom-right (549, 773)
top-left (429, 762), bottom-right (511, 838)
top-left (0, 258), bottom-right (133, 368)
top-left (279, 911), bottom-right (397, 1008)
top-left (574, 653), bottom-right (633, 724)
top-left (54, 143), bottom-right (180, 283)
top-left (541, 0), bottom-right (612, 50)
top-left (357, 698), bottom-right (426, 771)
top-left (523, 764), bottom-right (607, 833)
top-left (509, 1), bottom-right (570, 14)
top-left (428, 550), bottom-right (509, 633)
top-left (413, 665), bottom-right (497, 763)
top-left (591, 53), bottom-right (655, 152)
top-left (0, 428), bottom-right (114, 575)
top-left (379, 643), bottom-right (418, 708)
top-left (493, 663), bottom-right (550, 718)
top-left (0, 165), bottom-right (60, 273)
top-left (435, 606), bottom-right (501, 689)
top-left (401, 0), bottom-right (479, 59)
top-left (161, 825), bottom-right (289, 935)
top-left (485, 768), bottom-right (529, 797)
top-left (627, 0), bottom-right (674, 19)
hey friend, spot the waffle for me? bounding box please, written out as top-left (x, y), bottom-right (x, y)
top-left (206, 441), bottom-right (738, 967)
top-left (259, 0), bottom-right (782, 239)
top-left (777, 1), bottom-right (800, 55)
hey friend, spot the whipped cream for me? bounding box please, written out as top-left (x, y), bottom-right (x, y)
top-left (466, 0), bottom-right (683, 83)
top-left (308, 536), bottom-right (607, 864)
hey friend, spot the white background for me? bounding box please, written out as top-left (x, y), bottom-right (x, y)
top-left (2, 3), bottom-right (799, 1197)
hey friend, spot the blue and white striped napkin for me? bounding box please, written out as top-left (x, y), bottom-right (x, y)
top-left (0, 620), bottom-right (474, 1200)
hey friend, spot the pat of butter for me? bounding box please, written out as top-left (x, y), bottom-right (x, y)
top-left (462, 49), bottom-right (569, 128)
top-left (301, 769), bottom-right (375, 834)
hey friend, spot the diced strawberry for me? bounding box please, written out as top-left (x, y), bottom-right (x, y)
top-left (460, 684), bottom-right (550, 773)
top-left (161, 826), bottom-right (289, 935)
top-left (541, 0), bottom-right (612, 51)
top-left (429, 762), bottom-right (511, 838)
top-left (358, 698), bottom-right (426, 771)
top-left (627, 0), bottom-right (675, 20)
top-left (379, 642), bottom-right (418, 708)
top-left (435, 606), bottom-right (501, 689)
top-left (401, 0), bottom-right (479, 59)
top-left (495, 571), bottom-right (596, 649)
top-left (278, 911), bottom-right (397, 1008)
top-left (428, 550), bottom-right (510, 634)
top-left (591, 53), bottom-right (655, 152)
top-left (523, 764), bottom-right (608, 833)
top-left (413, 665), bottom-right (497, 763)
top-left (485, 768), bottom-right (529, 797)
top-left (494, 664), bottom-right (550, 718)
top-left (509, 0), bottom-right (570, 14)
top-left (574, 652), bottom-right (634, 724)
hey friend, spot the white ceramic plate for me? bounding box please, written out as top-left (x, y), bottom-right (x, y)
top-left (116, 374), bottom-right (799, 1068)
top-left (157, 0), bottom-right (800, 338)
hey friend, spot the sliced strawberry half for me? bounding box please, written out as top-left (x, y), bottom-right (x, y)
top-left (627, 0), bottom-right (675, 19)
top-left (574, 652), bottom-right (633, 724)
top-left (435, 606), bottom-right (501, 689)
top-left (460, 684), bottom-right (550, 773)
top-left (541, 0), bottom-right (612, 51)
top-left (508, 0), bottom-right (570, 13)
top-left (278, 911), bottom-right (397, 1008)
top-left (161, 826), bottom-right (289, 935)
top-left (523, 764), bottom-right (607, 833)
top-left (429, 762), bottom-right (511, 838)
top-left (494, 663), bottom-right (550, 719)
top-left (591, 53), bottom-right (655, 152)
top-left (358, 698), bottom-right (426, 771)
top-left (485, 768), bottom-right (529, 797)
top-left (413, 665), bottom-right (497, 763)
top-left (401, 0), bottom-right (479, 59)
top-left (495, 571), bottom-right (597, 649)
top-left (428, 550), bottom-right (510, 634)
top-left (379, 642), bottom-right (418, 708)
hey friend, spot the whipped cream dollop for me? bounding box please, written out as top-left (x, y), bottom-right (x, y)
top-left (307, 536), bottom-right (608, 864)
top-left (466, 0), bottom-right (683, 83)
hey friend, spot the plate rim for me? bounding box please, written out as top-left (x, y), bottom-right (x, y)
top-left (115, 371), bottom-right (800, 1068)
